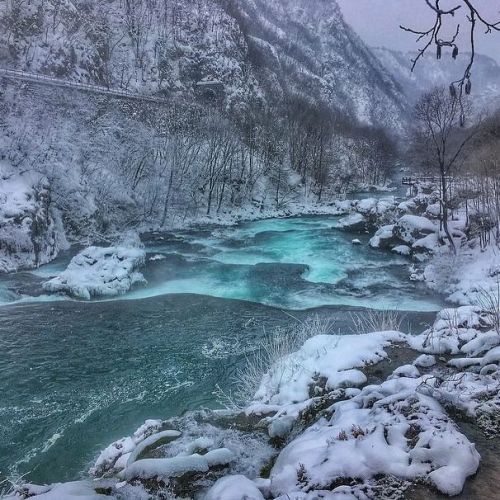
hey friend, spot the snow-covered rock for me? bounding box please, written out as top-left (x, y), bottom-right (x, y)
top-left (414, 354), bottom-right (437, 368)
top-left (393, 215), bottom-right (437, 245)
top-left (336, 212), bottom-right (367, 232)
top-left (205, 475), bottom-right (265, 500)
top-left (42, 232), bottom-right (146, 299)
top-left (120, 448), bottom-right (234, 481)
top-left (5, 481), bottom-right (108, 499)
top-left (369, 224), bottom-right (396, 249)
top-left (0, 168), bottom-right (67, 273)
top-left (269, 376), bottom-right (480, 497)
top-left (392, 244), bottom-right (411, 256)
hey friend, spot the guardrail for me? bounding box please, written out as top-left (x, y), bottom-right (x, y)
top-left (0, 68), bottom-right (170, 105)
top-left (402, 176), bottom-right (440, 185)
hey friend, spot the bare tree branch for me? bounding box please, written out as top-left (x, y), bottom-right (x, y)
top-left (401, 0), bottom-right (500, 120)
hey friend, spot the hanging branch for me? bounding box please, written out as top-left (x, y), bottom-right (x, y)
top-left (401, 0), bottom-right (500, 122)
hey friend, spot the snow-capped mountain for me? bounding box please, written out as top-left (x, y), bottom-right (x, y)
top-left (0, 0), bottom-right (406, 130)
top-left (373, 47), bottom-right (500, 110)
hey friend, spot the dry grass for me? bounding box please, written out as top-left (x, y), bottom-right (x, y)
top-left (350, 308), bottom-right (405, 334)
top-left (215, 314), bottom-right (336, 409)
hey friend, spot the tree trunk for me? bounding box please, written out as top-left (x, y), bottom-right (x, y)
top-left (440, 167), bottom-right (456, 254)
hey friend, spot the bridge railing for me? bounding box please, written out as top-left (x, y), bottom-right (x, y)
top-left (0, 68), bottom-right (170, 105)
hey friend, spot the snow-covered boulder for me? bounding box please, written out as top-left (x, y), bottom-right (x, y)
top-left (392, 244), bottom-right (411, 256)
top-left (0, 169), bottom-right (67, 273)
top-left (269, 376), bottom-right (480, 497)
top-left (336, 212), bottom-right (367, 232)
top-left (43, 232), bottom-right (145, 299)
top-left (369, 224), bottom-right (396, 249)
top-left (393, 215), bottom-right (436, 245)
top-left (414, 354), bottom-right (437, 368)
top-left (412, 232), bottom-right (439, 253)
top-left (355, 198), bottom-right (378, 215)
top-left (205, 475), bottom-right (265, 500)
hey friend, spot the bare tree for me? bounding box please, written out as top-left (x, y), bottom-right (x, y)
top-left (401, 1), bottom-right (500, 110)
top-left (412, 86), bottom-right (479, 252)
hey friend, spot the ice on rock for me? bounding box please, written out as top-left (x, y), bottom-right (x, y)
top-left (91, 419), bottom-right (164, 475)
top-left (120, 448), bottom-right (234, 480)
top-left (205, 475), bottom-right (265, 500)
top-left (43, 232), bottom-right (146, 299)
top-left (126, 429), bottom-right (182, 465)
top-left (133, 419), bottom-right (163, 441)
top-left (269, 376), bottom-right (480, 497)
top-left (5, 481), bottom-right (108, 499)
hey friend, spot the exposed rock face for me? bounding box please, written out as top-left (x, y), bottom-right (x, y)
top-left (0, 171), bottom-right (67, 273)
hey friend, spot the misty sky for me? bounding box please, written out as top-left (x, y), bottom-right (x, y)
top-left (337, 0), bottom-right (500, 63)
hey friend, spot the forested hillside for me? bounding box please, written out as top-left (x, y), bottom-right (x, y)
top-left (0, 0), bottom-right (406, 269)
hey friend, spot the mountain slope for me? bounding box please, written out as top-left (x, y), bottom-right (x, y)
top-left (374, 47), bottom-right (500, 110)
top-left (0, 0), bottom-right (406, 130)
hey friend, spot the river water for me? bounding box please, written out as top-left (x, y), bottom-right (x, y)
top-left (0, 215), bottom-right (442, 485)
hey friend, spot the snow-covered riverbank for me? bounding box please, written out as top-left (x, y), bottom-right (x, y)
top-left (6, 260), bottom-right (500, 500)
top-left (4, 179), bottom-right (500, 499)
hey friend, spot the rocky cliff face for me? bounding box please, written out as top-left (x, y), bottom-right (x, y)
top-left (0, 166), bottom-right (68, 273)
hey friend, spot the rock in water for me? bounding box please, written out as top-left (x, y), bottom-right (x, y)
top-left (43, 232), bottom-right (146, 299)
